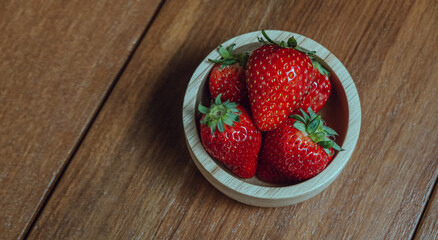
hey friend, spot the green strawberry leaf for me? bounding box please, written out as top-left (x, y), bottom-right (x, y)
top-left (318, 140), bottom-right (334, 149)
top-left (322, 125), bottom-right (338, 136)
top-left (317, 118), bottom-right (324, 130)
top-left (310, 57), bottom-right (330, 76)
top-left (218, 45), bottom-right (231, 59)
top-left (215, 94), bottom-right (222, 105)
top-left (221, 59), bottom-right (237, 66)
top-left (229, 108), bottom-right (241, 113)
top-left (226, 112), bottom-right (240, 122)
top-left (310, 132), bottom-right (326, 143)
top-left (222, 116), bottom-right (234, 127)
top-left (217, 118), bottom-right (225, 132)
top-left (332, 141), bottom-right (344, 151)
top-left (227, 44), bottom-right (236, 55)
top-left (209, 121), bottom-right (217, 135)
top-left (307, 118), bottom-right (320, 134)
top-left (308, 107), bottom-right (317, 120)
top-left (293, 121), bottom-right (307, 132)
top-left (223, 101), bottom-right (238, 108)
top-left (300, 108), bottom-right (311, 123)
top-left (290, 114), bottom-right (306, 123)
top-left (198, 104), bottom-right (209, 114)
top-left (208, 44), bottom-right (249, 68)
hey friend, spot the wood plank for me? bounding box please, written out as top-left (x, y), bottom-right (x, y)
top-left (0, 0), bottom-right (162, 239)
top-left (27, 0), bottom-right (438, 238)
top-left (414, 182), bottom-right (438, 239)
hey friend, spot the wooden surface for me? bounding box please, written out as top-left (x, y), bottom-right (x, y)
top-left (0, 0), bottom-right (162, 239)
top-left (183, 31), bottom-right (361, 207)
top-left (1, 0), bottom-right (436, 239)
top-left (415, 185), bottom-right (438, 239)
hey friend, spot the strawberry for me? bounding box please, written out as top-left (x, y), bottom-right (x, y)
top-left (257, 108), bottom-right (343, 184)
top-left (293, 69), bottom-right (331, 114)
top-left (198, 95), bottom-right (262, 178)
top-left (246, 30), bottom-right (329, 131)
top-left (208, 44), bottom-right (249, 104)
top-left (256, 158), bottom-right (288, 184)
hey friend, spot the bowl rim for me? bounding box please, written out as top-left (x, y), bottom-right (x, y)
top-left (182, 30), bottom-right (361, 206)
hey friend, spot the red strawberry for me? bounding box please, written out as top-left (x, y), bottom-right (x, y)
top-left (256, 158), bottom-right (288, 184)
top-left (246, 42), bottom-right (312, 131)
top-left (257, 108), bottom-right (343, 184)
top-left (198, 95), bottom-right (262, 178)
top-left (246, 30), bottom-right (330, 131)
top-left (209, 44), bottom-right (248, 104)
top-left (294, 68), bottom-right (331, 114)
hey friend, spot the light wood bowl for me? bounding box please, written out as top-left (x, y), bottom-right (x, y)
top-left (182, 30), bottom-right (361, 207)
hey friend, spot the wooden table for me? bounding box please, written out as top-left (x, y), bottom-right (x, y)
top-left (1, 0), bottom-right (437, 239)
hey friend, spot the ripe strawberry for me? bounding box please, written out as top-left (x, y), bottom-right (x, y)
top-left (246, 30), bottom-right (329, 131)
top-left (257, 108), bottom-right (343, 184)
top-left (293, 69), bottom-right (331, 114)
top-left (198, 95), bottom-right (262, 178)
top-left (256, 158), bottom-right (288, 184)
top-left (208, 44), bottom-right (249, 104)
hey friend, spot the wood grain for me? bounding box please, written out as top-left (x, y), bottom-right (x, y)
top-left (28, 0), bottom-right (438, 239)
top-left (0, 0), bottom-right (162, 238)
top-left (414, 184), bottom-right (438, 239)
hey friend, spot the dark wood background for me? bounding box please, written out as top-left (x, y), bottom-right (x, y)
top-left (1, 0), bottom-right (437, 239)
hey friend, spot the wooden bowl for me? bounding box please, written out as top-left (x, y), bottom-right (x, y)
top-left (182, 30), bottom-right (361, 207)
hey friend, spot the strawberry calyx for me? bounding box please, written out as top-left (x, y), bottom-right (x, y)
top-left (198, 94), bottom-right (241, 135)
top-left (258, 29), bottom-right (330, 76)
top-left (290, 107), bottom-right (344, 155)
top-left (208, 44), bottom-right (249, 68)
top-left (308, 55), bottom-right (330, 76)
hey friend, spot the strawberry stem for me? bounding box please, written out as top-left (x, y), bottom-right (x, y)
top-left (260, 29), bottom-right (279, 45)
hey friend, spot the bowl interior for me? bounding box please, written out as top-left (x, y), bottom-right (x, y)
top-left (194, 42), bottom-right (349, 187)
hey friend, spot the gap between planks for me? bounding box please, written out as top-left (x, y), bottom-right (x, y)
top-left (411, 175), bottom-right (438, 239)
